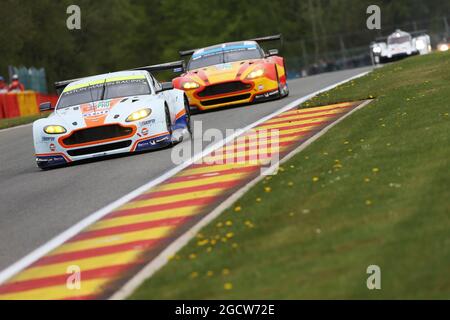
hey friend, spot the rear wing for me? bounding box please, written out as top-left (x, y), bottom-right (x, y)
top-left (54, 60), bottom-right (185, 95)
top-left (133, 60), bottom-right (185, 74)
top-left (179, 34), bottom-right (283, 57)
top-left (375, 30), bottom-right (428, 42)
top-left (248, 34), bottom-right (282, 43)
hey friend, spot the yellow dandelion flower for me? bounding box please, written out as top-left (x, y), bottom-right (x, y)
top-left (224, 283), bottom-right (233, 290)
top-left (222, 268), bottom-right (230, 276)
top-left (225, 220), bottom-right (233, 226)
top-left (231, 243), bottom-right (238, 249)
top-left (189, 253), bottom-right (197, 260)
top-left (365, 200), bottom-right (372, 205)
top-left (206, 247), bottom-right (213, 253)
top-left (256, 197), bottom-right (262, 203)
top-left (221, 237), bottom-right (228, 243)
top-left (344, 141), bottom-right (349, 145)
top-left (287, 181), bottom-right (294, 187)
top-left (312, 177), bottom-right (319, 182)
top-left (226, 232), bottom-right (234, 239)
top-left (210, 239), bottom-right (217, 245)
top-left (207, 271), bottom-right (214, 277)
top-left (372, 168), bottom-right (379, 173)
top-left (364, 177), bottom-right (370, 182)
top-left (197, 239), bottom-right (209, 246)
top-left (289, 212), bottom-right (295, 217)
top-left (264, 186), bottom-right (272, 193)
top-left (216, 222), bottom-right (223, 228)
top-left (244, 220), bottom-right (255, 228)
top-left (234, 206), bottom-right (242, 212)
top-left (190, 272), bottom-right (199, 279)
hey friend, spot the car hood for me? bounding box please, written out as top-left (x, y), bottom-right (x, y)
top-left (52, 95), bottom-right (156, 130)
top-left (185, 59), bottom-right (265, 85)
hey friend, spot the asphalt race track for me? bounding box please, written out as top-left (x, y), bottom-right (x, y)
top-left (0, 67), bottom-right (371, 272)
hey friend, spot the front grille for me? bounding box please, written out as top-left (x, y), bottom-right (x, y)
top-left (62, 124), bottom-right (134, 146)
top-left (198, 81), bottom-right (251, 97)
top-left (67, 140), bottom-right (132, 157)
top-left (200, 93), bottom-right (251, 107)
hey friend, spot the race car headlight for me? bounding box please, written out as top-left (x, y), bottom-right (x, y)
top-left (246, 69), bottom-right (265, 79)
top-left (438, 44), bottom-right (449, 52)
top-left (126, 108), bottom-right (152, 122)
top-left (182, 81), bottom-right (200, 90)
top-left (44, 125), bottom-right (66, 134)
top-left (372, 46), bottom-right (382, 54)
top-left (415, 39), bottom-right (426, 50)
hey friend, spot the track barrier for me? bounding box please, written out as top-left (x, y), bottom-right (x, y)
top-left (0, 92), bottom-right (58, 119)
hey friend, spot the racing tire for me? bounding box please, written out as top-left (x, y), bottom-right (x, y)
top-left (276, 65), bottom-right (289, 99)
top-left (184, 95), bottom-right (192, 136)
top-left (165, 104), bottom-right (173, 137)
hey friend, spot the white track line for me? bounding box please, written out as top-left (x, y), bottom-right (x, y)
top-left (0, 70), bottom-right (369, 288)
top-left (109, 72), bottom-right (371, 299)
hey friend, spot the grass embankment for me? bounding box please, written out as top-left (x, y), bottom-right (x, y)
top-left (0, 113), bottom-right (49, 130)
top-left (131, 52), bottom-right (450, 299)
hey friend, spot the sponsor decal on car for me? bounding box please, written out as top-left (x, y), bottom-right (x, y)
top-left (140, 119), bottom-right (156, 126)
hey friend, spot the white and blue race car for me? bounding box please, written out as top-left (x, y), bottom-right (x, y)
top-left (33, 62), bottom-right (191, 169)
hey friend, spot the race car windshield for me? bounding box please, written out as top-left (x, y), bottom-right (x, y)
top-left (188, 47), bottom-right (263, 70)
top-left (388, 36), bottom-right (411, 45)
top-left (57, 78), bottom-right (151, 109)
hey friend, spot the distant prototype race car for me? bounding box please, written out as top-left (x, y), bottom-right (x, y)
top-left (370, 29), bottom-right (431, 64)
top-left (173, 35), bottom-right (289, 111)
top-left (33, 62), bottom-right (191, 169)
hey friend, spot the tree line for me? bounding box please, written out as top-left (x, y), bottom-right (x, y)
top-left (1, 0), bottom-right (449, 91)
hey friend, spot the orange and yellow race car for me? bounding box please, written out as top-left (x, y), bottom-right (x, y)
top-left (173, 35), bottom-right (289, 111)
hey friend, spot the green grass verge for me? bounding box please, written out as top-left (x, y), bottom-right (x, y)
top-left (0, 113), bottom-right (49, 130)
top-left (131, 52), bottom-right (450, 299)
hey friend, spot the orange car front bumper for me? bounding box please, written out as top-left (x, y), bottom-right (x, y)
top-left (185, 77), bottom-right (280, 111)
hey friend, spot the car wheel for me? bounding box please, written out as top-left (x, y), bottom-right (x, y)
top-left (276, 65), bottom-right (288, 98)
top-left (165, 105), bottom-right (173, 136)
top-left (184, 95), bottom-right (192, 136)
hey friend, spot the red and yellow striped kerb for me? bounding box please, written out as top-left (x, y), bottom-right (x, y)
top-left (0, 101), bottom-right (364, 299)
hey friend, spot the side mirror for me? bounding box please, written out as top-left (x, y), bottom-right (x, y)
top-left (266, 49), bottom-right (279, 57)
top-left (39, 102), bottom-right (53, 112)
top-left (157, 82), bottom-right (174, 93)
